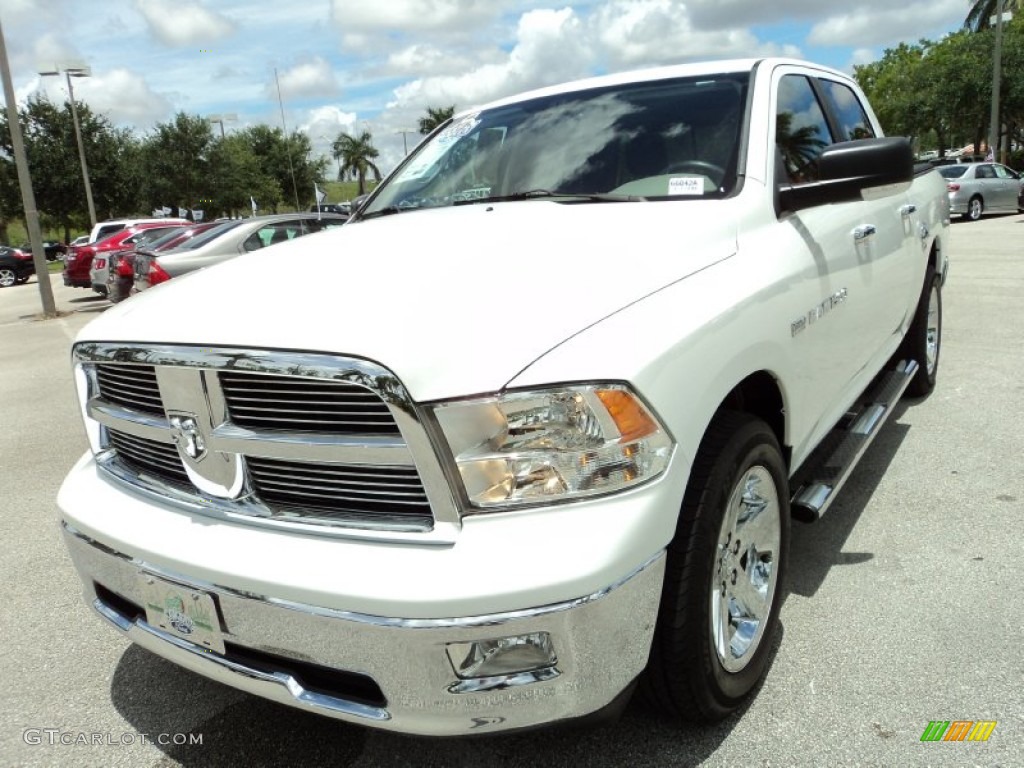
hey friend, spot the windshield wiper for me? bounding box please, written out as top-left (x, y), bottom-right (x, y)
top-left (453, 189), bottom-right (647, 206)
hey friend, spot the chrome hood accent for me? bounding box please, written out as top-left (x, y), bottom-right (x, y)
top-left (79, 201), bottom-right (737, 401)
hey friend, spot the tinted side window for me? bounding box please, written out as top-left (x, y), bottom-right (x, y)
top-left (994, 164), bottom-right (1017, 179)
top-left (776, 75), bottom-right (833, 183)
top-left (819, 80), bottom-right (875, 140)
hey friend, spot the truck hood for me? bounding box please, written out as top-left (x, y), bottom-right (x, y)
top-left (79, 201), bottom-right (737, 401)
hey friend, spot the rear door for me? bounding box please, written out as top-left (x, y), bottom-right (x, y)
top-left (993, 164), bottom-right (1020, 210)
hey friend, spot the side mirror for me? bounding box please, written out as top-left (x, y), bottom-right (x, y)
top-left (779, 137), bottom-right (914, 213)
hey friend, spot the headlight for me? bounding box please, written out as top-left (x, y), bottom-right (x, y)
top-left (431, 384), bottom-right (673, 510)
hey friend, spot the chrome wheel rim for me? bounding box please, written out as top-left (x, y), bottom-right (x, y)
top-left (969, 199), bottom-right (982, 220)
top-left (0, 268), bottom-right (16, 287)
top-left (925, 283), bottom-right (940, 376)
top-left (711, 465), bottom-right (781, 673)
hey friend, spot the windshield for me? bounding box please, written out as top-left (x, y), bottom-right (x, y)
top-left (938, 166), bottom-right (968, 179)
top-left (363, 73), bottom-right (749, 217)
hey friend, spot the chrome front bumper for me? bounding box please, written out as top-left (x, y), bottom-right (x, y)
top-left (62, 522), bottom-right (664, 736)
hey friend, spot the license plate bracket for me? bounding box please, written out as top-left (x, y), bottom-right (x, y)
top-left (140, 572), bottom-right (226, 654)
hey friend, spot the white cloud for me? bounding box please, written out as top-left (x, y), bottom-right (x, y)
top-left (389, 8), bottom-right (593, 111)
top-left (594, 0), bottom-right (802, 67)
top-left (384, 44), bottom-right (490, 78)
top-left (808, 1), bottom-right (966, 47)
top-left (331, 0), bottom-right (495, 32)
top-left (135, 0), bottom-right (235, 47)
top-left (298, 104), bottom-right (358, 159)
top-left (275, 57), bottom-right (340, 99)
top-left (71, 69), bottom-right (174, 126)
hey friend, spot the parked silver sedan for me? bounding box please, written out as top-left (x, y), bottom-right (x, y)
top-left (939, 162), bottom-right (1024, 221)
top-left (133, 213), bottom-right (347, 293)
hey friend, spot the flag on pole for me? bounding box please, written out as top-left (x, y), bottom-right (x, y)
top-left (250, 196), bottom-right (258, 216)
top-left (314, 183), bottom-right (326, 219)
top-left (177, 207), bottom-right (188, 219)
top-left (193, 209), bottom-right (204, 222)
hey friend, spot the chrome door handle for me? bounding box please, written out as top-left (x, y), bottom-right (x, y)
top-left (900, 204), bottom-right (917, 217)
top-left (853, 225), bottom-right (876, 242)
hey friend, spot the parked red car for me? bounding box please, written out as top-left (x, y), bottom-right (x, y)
top-left (63, 222), bottom-right (186, 289)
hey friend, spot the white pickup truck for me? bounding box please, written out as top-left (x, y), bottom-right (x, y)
top-left (59, 58), bottom-right (949, 735)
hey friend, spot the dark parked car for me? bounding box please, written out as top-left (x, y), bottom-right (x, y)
top-left (309, 203), bottom-right (350, 216)
top-left (0, 246), bottom-right (35, 287)
top-left (20, 240), bottom-right (67, 261)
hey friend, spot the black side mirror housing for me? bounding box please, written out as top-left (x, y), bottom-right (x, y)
top-left (779, 137), bottom-right (914, 214)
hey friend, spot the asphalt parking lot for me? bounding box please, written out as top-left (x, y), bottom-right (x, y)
top-left (1, 219), bottom-right (1021, 767)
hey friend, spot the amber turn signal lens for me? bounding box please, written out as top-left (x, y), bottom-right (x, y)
top-left (596, 389), bottom-right (657, 441)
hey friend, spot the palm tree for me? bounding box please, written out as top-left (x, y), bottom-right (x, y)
top-left (965, 0), bottom-right (1021, 31)
top-left (331, 131), bottom-right (381, 195)
top-left (418, 106), bottom-right (455, 135)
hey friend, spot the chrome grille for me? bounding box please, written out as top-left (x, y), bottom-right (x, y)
top-left (76, 344), bottom-right (456, 540)
top-left (107, 428), bottom-right (189, 486)
top-left (96, 364), bottom-right (164, 416)
top-left (219, 372), bottom-right (398, 435)
top-left (248, 458), bottom-right (432, 524)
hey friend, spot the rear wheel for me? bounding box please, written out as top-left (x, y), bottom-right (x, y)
top-left (965, 196), bottom-right (983, 221)
top-left (901, 266), bottom-right (941, 397)
top-left (643, 411), bottom-right (789, 721)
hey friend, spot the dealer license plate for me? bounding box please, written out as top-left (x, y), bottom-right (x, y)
top-left (141, 573), bottom-right (226, 654)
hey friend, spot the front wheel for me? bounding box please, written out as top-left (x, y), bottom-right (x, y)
top-left (901, 266), bottom-right (941, 397)
top-left (0, 267), bottom-right (17, 287)
top-left (643, 411), bottom-right (789, 722)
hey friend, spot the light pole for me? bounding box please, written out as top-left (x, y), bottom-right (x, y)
top-left (396, 129), bottom-right (415, 155)
top-left (1, 19), bottom-right (56, 315)
top-left (207, 113), bottom-right (237, 139)
top-left (39, 66), bottom-right (96, 227)
top-left (988, 1), bottom-right (1013, 163)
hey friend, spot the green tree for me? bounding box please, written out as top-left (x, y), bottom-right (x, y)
top-left (235, 126), bottom-right (328, 212)
top-left (331, 131), bottom-right (381, 195)
top-left (855, 32), bottom-right (992, 157)
top-left (140, 112), bottom-right (214, 213)
top-left (418, 105), bottom-right (455, 134)
top-left (0, 96), bottom-right (141, 241)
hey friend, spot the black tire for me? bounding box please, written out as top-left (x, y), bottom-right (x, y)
top-left (965, 196), bottom-right (983, 221)
top-left (0, 267), bottom-right (17, 287)
top-left (901, 265), bottom-right (941, 397)
top-left (643, 411), bottom-right (789, 722)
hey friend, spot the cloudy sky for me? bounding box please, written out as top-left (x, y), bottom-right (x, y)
top-left (0, 0), bottom-right (974, 173)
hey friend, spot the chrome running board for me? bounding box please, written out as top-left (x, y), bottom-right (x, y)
top-left (790, 360), bottom-right (919, 522)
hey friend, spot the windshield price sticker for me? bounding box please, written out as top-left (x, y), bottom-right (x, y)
top-left (669, 177), bottom-right (704, 196)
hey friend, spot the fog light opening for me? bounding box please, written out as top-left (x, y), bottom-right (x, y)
top-left (447, 632), bottom-right (557, 679)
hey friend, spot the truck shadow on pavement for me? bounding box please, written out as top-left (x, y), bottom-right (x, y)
top-left (786, 402), bottom-right (912, 599)
top-left (110, 642), bottom-right (752, 767)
